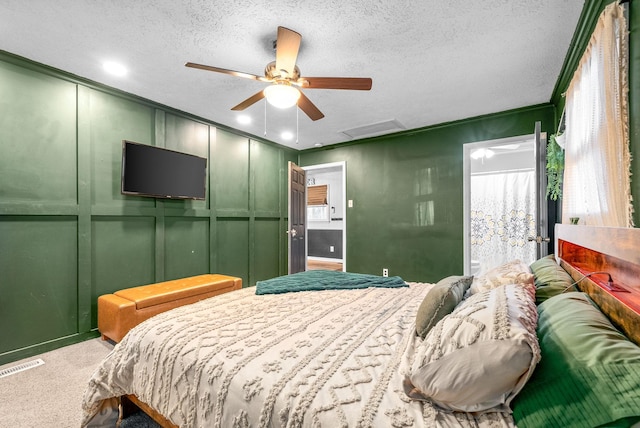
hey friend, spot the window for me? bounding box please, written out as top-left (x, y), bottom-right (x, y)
top-left (562, 2), bottom-right (633, 227)
top-left (414, 168), bottom-right (434, 226)
top-left (307, 185), bottom-right (328, 206)
top-left (307, 185), bottom-right (329, 221)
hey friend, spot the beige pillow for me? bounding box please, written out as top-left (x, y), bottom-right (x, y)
top-left (415, 276), bottom-right (473, 339)
top-left (469, 259), bottom-right (534, 295)
top-left (405, 282), bottom-right (540, 413)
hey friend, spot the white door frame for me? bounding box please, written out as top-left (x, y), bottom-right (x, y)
top-left (302, 161), bottom-right (347, 271)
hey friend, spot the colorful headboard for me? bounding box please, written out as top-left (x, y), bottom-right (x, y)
top-left (555, 224), bottom-right (640, 346)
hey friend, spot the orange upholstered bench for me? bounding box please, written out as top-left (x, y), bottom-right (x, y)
top-left (98, 274), bottom-right (242, 342)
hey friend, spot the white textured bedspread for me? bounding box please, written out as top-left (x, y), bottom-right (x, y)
top-left (82, 283), bottom-right (514, 427)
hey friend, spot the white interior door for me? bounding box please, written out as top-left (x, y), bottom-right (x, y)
top-left (463, 125), bottom-right (548, 275)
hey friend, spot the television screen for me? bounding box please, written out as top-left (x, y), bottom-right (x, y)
top-left (121, 140), bottom-right (207, 200)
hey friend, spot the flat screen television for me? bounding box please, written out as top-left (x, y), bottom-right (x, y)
top-left (121, 140), bottom-right (207, 200)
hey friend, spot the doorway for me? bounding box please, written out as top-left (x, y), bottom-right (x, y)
top-left (463, 130), bottom-right (548, 275)
top-left (303, 161), bottom-right (346, 272)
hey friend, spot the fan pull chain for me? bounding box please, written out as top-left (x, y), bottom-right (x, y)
top-left (296, 107), bottom-right (299, 144)
top-left (264, 101), bottom-right (267, 136)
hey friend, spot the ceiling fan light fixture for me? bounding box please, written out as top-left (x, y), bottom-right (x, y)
top-left (264, 83), bottom-right (300, 109)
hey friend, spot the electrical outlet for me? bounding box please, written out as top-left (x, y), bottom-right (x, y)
top-left (329, 246), bottom-right (334, 252)
top-left (348, 199), bottom-right (353, 208)
top-left (382, 268), bottom-right (388, 277)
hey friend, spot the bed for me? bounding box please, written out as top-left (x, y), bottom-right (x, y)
top-left (82, 225), bottom-right (640, 428)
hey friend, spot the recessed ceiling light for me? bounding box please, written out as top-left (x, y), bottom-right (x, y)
top-left (237, 115), bottom-right (251, 125)
top-left (281, 131), bottom-right (294, 140)
top-left (314, 143), bottom-right (323, 147)
top-left (470, 148), bottom-right (495, 160)
top-left (103, 61), bottom-right (127, 77)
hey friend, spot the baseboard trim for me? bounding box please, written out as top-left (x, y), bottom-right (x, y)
top-left (0, 330), bottom-right (101, 366)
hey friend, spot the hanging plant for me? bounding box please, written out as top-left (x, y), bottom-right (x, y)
top-left (546, 133), bottom-right (564, 201)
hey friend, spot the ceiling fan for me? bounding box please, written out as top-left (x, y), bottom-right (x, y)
top-left (185, 26), bottom-right (372, 121)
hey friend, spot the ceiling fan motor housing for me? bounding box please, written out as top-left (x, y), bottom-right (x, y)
top-left (265, 61), bottom-right (300, 81)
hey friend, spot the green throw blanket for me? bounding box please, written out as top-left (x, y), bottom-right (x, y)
top-left (255, 270), bottom-right (406, 295)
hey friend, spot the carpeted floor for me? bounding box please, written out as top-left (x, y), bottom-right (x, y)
top-left (0, 338), bottom-right (115, 427)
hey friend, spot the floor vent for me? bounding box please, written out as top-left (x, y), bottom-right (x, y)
top-left (0, 358), bottom-right (45, 379)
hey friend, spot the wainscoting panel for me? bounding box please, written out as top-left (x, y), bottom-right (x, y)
top-left (0, 217), bottom-right (78, 353)
top-left (164, 217), bottom-right (210, 281)
top-left (216, 218), bottom-right (250, 287)
top-left (90, 216), bottom-right (156, 328)
top-left (308, 229), bottom-right (343, 259)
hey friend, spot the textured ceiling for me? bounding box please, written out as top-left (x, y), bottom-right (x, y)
top-left (1, 1), bottom-right (585, 150)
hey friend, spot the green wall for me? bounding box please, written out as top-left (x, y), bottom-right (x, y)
top-left (299, 0), bottom-right (640, 281)
top-left (0, 53), bottom-right (296, 365)
top-left (299, 105), bottom-right (555, 282)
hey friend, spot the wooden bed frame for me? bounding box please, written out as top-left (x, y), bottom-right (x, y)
top-left (120, 225), bottom-right (640, 426)
top-left (121, 394), bottom-right (179, 428)
top-left (555, 224), bottom-right (640, 345)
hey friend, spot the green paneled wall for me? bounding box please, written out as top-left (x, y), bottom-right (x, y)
top-left (0, 53), bottom-right (296, 365)
top-left (252, 141), bottom-right (282, 213)
top-left (86, 88), bottom-right (156, 208)
top-left (91, 216), bottom-right (156, 327)
top-left (0, 61), bottom-right (77, 206)
top-left (164, 217), bottom-right (210, 281)
top-left (300, 105), bottom-right (556, 283)
top-left (214, 130), bottom-right (250, 213)
top-left (254, 218), bottom-right (282, 283)
top-left (216, 218), bottom-right (250, 286)
top-left (0, 217), bottom-right (78, 352)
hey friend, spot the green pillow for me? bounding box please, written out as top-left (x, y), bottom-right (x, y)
top-left (529, 254), bottom-right (576, 304)
top-left (415, 275), bottom-right (472, 339)
top-left (512, 292), bottom-right (640, 428)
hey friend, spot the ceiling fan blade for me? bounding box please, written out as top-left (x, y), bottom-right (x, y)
top-left (231, 90), bottom-right (266, 111)
top-left (185, 62), bottom-right (268, 82)
top-left (299, 77), bottom-right (372, 90)
top-left (275, 26), bottom-right (301, 78)
top-left (297, 91), bottom-right (324, 121)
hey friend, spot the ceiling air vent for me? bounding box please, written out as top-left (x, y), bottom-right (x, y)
top-left (340, 119), bottom-right (405, 140)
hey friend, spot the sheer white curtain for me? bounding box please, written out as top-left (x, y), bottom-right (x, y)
top-left (562, 2), bottom-right (632, 227)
